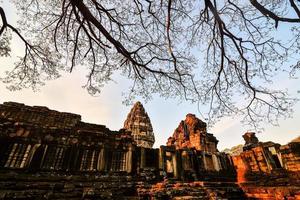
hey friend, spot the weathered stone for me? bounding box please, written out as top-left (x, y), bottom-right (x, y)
top-left (0, 101), bottom-right (299, 199)
top-left (233, 133), bottom-right (300, 199)
top-left (123, 101), bottom-right (155, 148)
top-left (242, 132), bottom-right (259, 151)
top-left (167, 113), bottom-right (218, 152)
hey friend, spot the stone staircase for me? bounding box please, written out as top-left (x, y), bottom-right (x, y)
top-left (136, 180), bottom-right (247, 200)
top-left (2, 171), bottom-right (299, 200)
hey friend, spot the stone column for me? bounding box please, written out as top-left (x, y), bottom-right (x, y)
top-left (172, 152), bottom-right (179, 179)
top-left (217, 154), bottom-right (223, 171)
top-left (14, 144), bottom-right (26, 168)
top-left (97, 147), bottom-right (105, 171)
top-left (140, 147), bottom-right (146, 169)
top-left (5, 143), bottom-right (18, 168)
top-left (25, 144), bottom-right (40, 168)
top-left (90, 150), bottom-right (96, 171)
top-left (212, 154), bottom-right (220, 171)
top-left (55, 147), bottom-right (65, 170)
top-left (20, 144), bottom-right (32, 168)
top-left (159, 147), bottom-right (166, 176)
top-left (126, 146), bottom-right (133, 173)
top-left (13, 144), bottom-right (24, 168)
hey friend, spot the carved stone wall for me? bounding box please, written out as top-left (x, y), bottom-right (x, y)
top-left (1, 102), bottom-right (299, 199)
top-left (162, 114), bottom-right (236, 181)
top-left (280, 142), bottom-right (300, 172)
top-left (157, 146), bottom-right (236, 182)
top-left (167, 114), bottom-right (218, 152)
top-left (233, 132), bottom-right (300, 185)
top-left (0, 102), bottom-right (135, 174)
top-left (123, 101), bottom-right (155, 148)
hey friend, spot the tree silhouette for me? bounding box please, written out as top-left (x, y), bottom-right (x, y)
top-left (1, 0), bottom-right (300, 128)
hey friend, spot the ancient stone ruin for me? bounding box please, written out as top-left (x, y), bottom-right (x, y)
top-left (0, 101), bottom-right (299, 199)
top-left (124, 101), bottom-right (155, 148)
top-left (166, 113), bottom-right (218, 152)
top-left (232, 132), bottom-right (300, 199)
top-left (163, 113), bottom-right (234, 181)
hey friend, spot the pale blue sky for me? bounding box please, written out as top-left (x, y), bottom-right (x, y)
top-left (1, 1), bottom-right (299, 150)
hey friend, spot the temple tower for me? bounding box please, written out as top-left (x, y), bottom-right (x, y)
top-left (123, 102), bottom-right (155, 148)
top-left (167, 113), bottom-right (218, 152)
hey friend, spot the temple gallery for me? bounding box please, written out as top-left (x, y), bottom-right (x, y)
top-left (0, 101), bottom-right (299, 199)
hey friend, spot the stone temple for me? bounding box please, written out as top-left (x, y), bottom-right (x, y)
top-left (123, 101), bottom-right (155, 148)
top-left (167, 113), bottom-right (218, 152)
top-left (0, 101), bottom-right (299, 199)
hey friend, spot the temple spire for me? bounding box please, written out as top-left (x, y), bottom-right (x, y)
top-left (123, 102), bottom-right (155, 148)
top-left (167, 113), bottom-right (218, 152)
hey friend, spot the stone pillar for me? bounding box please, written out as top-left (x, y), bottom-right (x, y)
top-left (20, 144), bottom-right (32, 168)
top-left (166, 159), bottom-right (173, 173)
top-left (217, 154), bottom-right (223, 171)
top-left (97, 147), bottom-right (105, 171)
top-left (140, 147), bottom-right (146, 169)
top-left (212, 154), bottom-right (220, 171)
top-left (16, 144), bottom-right (27, 168)
top-left (90, 150), bottom-right (96, 171)
top-left (126, 146), bottom-right (133, 173)
top-left (159, 147), bottom-right (166, 176)
top-left (25, 144), bottom-right (41, 168)
top-left (5, 143), bottom-right (18, 168)
top-left (55, 147), bottom-right (65, 170)
top-left (172, 152), bottom-right (179, 179)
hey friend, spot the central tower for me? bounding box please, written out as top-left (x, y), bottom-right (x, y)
top-left (123, 101), bottom-right (155, 148)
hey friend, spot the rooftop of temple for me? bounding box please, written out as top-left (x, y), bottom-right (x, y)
top-left (0, 101), bottom-right (82, 129)
top-left (0, 101), bottom-right (133, 145)
top-left (123, 101), bottom-right (155, 148)
top-left (167, 113), bottom-right (218, 152)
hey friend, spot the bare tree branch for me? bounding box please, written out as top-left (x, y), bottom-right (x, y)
top-left (1, 0), bottom-right (299, 129)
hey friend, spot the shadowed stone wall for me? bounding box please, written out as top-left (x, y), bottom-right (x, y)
top-left (0, 102), bottom-right (299, 199)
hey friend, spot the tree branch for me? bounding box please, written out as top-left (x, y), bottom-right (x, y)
top-left (250, 0), bottom-right (300, 28)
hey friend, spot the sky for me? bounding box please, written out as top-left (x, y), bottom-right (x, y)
top-left (1, 1), bottom-right (299, 150)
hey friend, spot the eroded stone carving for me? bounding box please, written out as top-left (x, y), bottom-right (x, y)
top-left (123, 101), bottom-right (155, 148)
top-left (0, 101), bottom-right (299, 199)
top-left (167, 113), bottom-right (218, 152)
